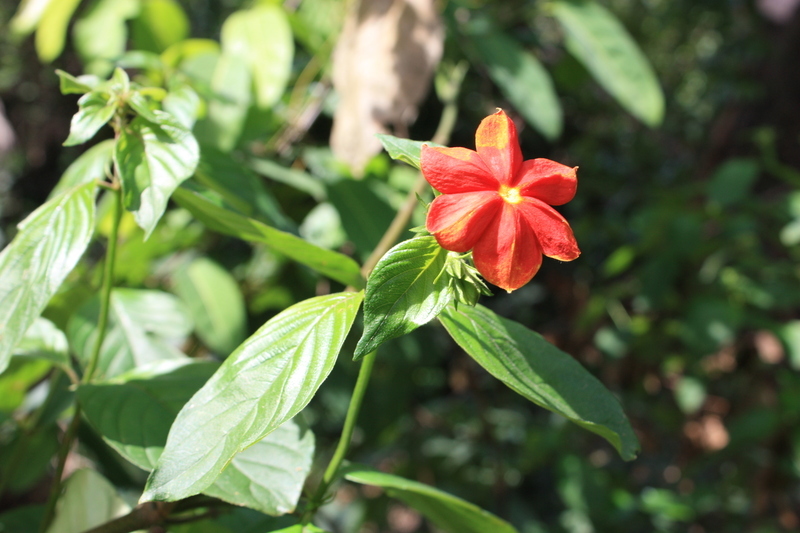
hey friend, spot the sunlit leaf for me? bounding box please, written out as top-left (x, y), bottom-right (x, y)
top-left (115, 111), bottom-right (200, 238)
top-left (440, 304), bottom-right (640, 460)
top-left (355, 236), bottom-right (452, 359)
top-left (142, 292), bottom-right (363, 503)
top-left (344, 466), bottom-right (518, 533)
top-left (73, 0), bottom-right (140, 75)
top-left (34, 0), bottom-right (82, 63)
top-left (63, 91), bottom-right (116, 147)
top-left (13, 317), bottom-right (69, 368)
top-left (551, 0), bottom-right (664, 127)
top-left (131, 0), bottom-right (189, 53)
top-left (376, 134), bottom-right (443, 170)
top-left (0, 182), bottom-right (96, 375)
top-left (50, 139), bottom-right (114, 199)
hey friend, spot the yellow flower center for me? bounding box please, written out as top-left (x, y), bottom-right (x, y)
top-left (498, 185), bottom-right (522, 204)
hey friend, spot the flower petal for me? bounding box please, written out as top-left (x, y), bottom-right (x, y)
top-left (421, 146), bottom-right (497, 193)
top-left (518, 199), bottom-right (580, 261)
top-left (515, 159), bottom-right (577, 206)
top-left (473, 203), bottom-right (543, 292)
top-left (475, 110), bottom-right (522, 186)
top-left (427, 191), bottom-right (502, 252)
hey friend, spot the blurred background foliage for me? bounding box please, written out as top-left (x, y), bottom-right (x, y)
top-left (1, 0), bottom-right (800, 532)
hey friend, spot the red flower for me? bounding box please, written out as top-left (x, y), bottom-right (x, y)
top-left (422, 110), bottom-right (580, 292)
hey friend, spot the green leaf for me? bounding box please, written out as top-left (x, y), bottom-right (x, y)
top-left (203, 420), bottom-right (315, 515)
top-left (355, 236), bottom-right (452, 359)
top-left (249, 157), bottom-right (326, 201)
top-left (376, 134), bottom-right (444, 170)
top-left (67, 288), bottom-right (193, 379)
top-left (115, 111), bottom-right (200, 238)
top-left (126, 91), bottom-right (161, 123)
top-left (469, 29), bottom-right (562, 140)
top-left (163, 82), bottom-right (201, 129)
top-left (344, 466), bottom-right (518, 533)
top-left (10, 0), bottom-right (55, 36)
top-left (63, 91), bottom-right (116, 147)
top-left (551, 0), bottom-right (664, 127)
top-left (50, 139), bottom-right (114, 199)
top-left (172, 187), bottom-right (364, 289)
top-left (204, 51), bottom-right (251, 151)
top-left (13, 318), bottom-right (69, 367)
top-left (141, 292), bottom-right (363, 503)
top-left (55, 69), bottom-right (102, 95)
top-left (0, 424), bottom-right (59, 493)
top-left (0, 181), bottom-right (96, 375)
top-left (131, 0), bottom-right (189, 53)
top-left (327, 179), bottom-right (395, 260)
top-left (45, 469), bottom-right (129, 533)
top-left (73, 0), bottom-right (140, 75)
top-left (269, 525), bottom-right (329, 533)
top-left (172, 257), bottom-right (247, 356)
top-left (0, 358), bottom-right (52, 412)
top-left (34, 0), bottom-right (82, 63)
top-left (221, 4), bottom-right (294, 109)
top-left (439, 304), bottom-right (640, 460)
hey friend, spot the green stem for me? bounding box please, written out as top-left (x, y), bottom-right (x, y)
top-left (306, 350), bottom-right (377, 516)
top-left (40, 187), bottom-right (123, 532)
top-left (83, 187), bottom-right (123, 384)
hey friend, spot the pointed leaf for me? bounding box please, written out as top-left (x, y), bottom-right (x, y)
top-left (221, 5), bottom-right (294, 109)
top-left (0, 182), bottom-right (96, 375)
top-left (63, 90), bottom-right (116, 146)
top-left (67, 288), bottom-right (193, 378)
top-left (55, 69), bottom-right (102, 95)
top-left (551, 0), bottom-right (664, 127)
top-left (203, 420), bottom-right (315, 515)
top-left (355, 236), bottom-right (452, 359)
top-left (45, 470), bottom-right (129, 533)
top-left (141, 292), bottom-right (363, 502)
top-left (115, 111), bottom-right (200, 238)
top-left (172, 257), bottom-right (247, 356)
top-left (439, 304), bottom-right (639, 460)
top-left (376, 134), bottom-right (444, 170)
top-left (469, 29), bottom-right (562, 140)
top-left (172, 187), bottom-right (364, 289)
top-left (344, 466), bottom-right (518, 533)
top-left (126, 91), bottom-right (161, 123)
top-left (49, 139), bottom-right (114, 199)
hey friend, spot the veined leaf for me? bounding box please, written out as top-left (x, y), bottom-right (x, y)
top-left (470, 29), bottom-right (562, 140)
top-left (221, 4), bottom-right (294, 109)
top-left (172, 187), bottom-right (364, 289)
top-left (440, 304), bottom-right (640, 460)
top-left (0, 181), bottom-right (96, 375)
top-left (67, 288), bottom-right (193, 379)
top-left (115, 111), bottom-right (200, 238)
top-left (172, 257), bottom-right (247, 356)
top-left (354, 236), bottom-right (452, 359)
top-left (376, 134), bottom-right (444, 170)
top-left (344, 466), bottom-right (518, 533)
top-left (141, 292), bottom-right (363, 503)
top-left (50, 139), bottom-right (114, 199)
top-left (63, 91), bottom-right (116, 147)
top-left (551, 0), bottom-right (664, 127)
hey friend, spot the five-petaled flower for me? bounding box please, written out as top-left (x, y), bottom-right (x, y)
top-left (421, 110), bottom-right (580, 292)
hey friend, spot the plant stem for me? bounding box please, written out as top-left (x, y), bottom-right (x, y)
top-left (40, 187), bottom-right (123, 533)
top-left (306, 349), bottom-right (376, 515)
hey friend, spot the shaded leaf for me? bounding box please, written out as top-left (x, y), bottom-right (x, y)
top-left (551, 0), bottom-right (664, 126)
top-left (73, 0), bottom-right (140, 75)
top-left (469, 28), bottom-right (562, 140)
top-left (45, 470), bottom-right (129, 533)
top-left (355, 236), bottom-right (452, 359)
top-left (327, 179), bottom-right (395, 260)
top-left (344, 466), bottom-right (518, 533)
top-left (142, 292), bottom-right (363, 502)
top-left (115, 111), bottom-right (200, 238)
top-left (204, 51), bottom-right (251, 151)
top-left (67, 288), bottom-right (193, 379)
top-left (0, 182), bottom-right (96, 375)
top-left (172, 257), bottom-right (247, 356)
top-left (131, 0), bottom-right (189, 53)
top-left (439, 304), bottom-right (640, 460)
top-left (172, 187), bottom-right (364, 289)
top-left (13, 317), bottom-right (69, 367)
